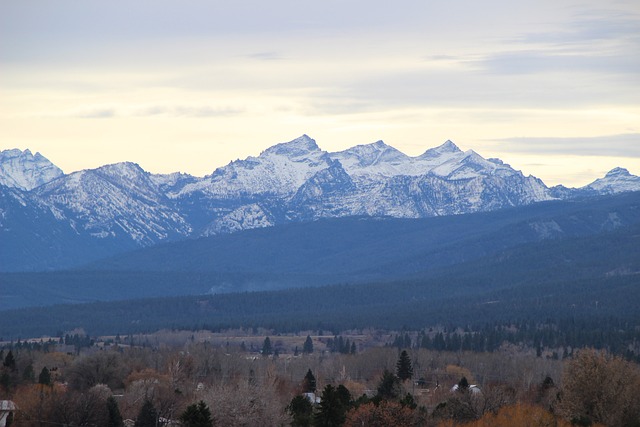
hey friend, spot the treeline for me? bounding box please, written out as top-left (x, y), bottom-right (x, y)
top-left (2, 272), bottom-right (639, 361)
top-left (390, 317), bottom-right (640, 362)
top-left (1, 336), bottom-right (640, 426)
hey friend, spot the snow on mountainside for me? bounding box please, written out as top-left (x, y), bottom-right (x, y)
top-left (35, 162), bottom-right (191, 244)
top-left (332, 139), bottom-right (464, 177)
top-left (586, 168), bottom-right (640, 194)
top-left (0, 149), bottom-right (63, 190)
top-left (175, 135), bottom-right (333, 198)
top-left (1, 135), bottom-right (639, 271)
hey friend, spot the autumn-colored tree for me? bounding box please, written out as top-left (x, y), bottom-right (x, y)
top-left (560, 349), bottom-right (640, 427)
top-left (67, 351), bottom-right (127, 391)
top-left (11, 383), bottom-right (108, 426)
top-left (11, 384), bottom-right (58, 423)
top-left (443, 403), bottom-right (574, 427)
top-left (345, 401), bottom-right (420, 427)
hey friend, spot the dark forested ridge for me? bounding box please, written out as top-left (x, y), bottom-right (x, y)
top-left (1, 192), bottom-right (639, 365)
top-left (1, 192), bottom-right (639, 311)
top-left (2, 221), bottom-right (639, 353)
top-left (87, 191), bottom-right (640, 277)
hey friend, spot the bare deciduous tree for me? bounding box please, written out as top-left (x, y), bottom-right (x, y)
top-left (560, 349), bottom-right (640, 426)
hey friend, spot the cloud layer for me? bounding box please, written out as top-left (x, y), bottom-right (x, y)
top-left (1, 0), bottom-right (638, 186)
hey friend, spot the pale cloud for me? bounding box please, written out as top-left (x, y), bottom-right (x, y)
top-left (70, 103), bottom-right (244, 120)
top-left (243, 52), bottom-right (286, 61)
top-left (75, 108), bottom-right (117, 119)
top-left (484, 134), bottom-right (640, 157)
top-left (133, 105), bottom-right (245, 118)
top-left (1, 0), bottom-right (639, 187)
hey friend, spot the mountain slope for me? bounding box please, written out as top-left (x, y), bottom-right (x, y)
top-left (2, 219), bottom-right (639, 338)
top-left (34, 162), bottom-right (192, 245)
top-left (1, 137), bottom-right (640, 272)
top-left (0, 184), bottom-right (129, 270)
top-left (0, 149), bottom-right (63, 190)
top-left (86, 191), bottom-right (640, 282)
top-left (586, 167), bottom-right (640, 194)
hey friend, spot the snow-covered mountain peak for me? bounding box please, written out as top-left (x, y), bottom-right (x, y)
top-left (586, 167), bottom-right (640, 194)
top-left (262, 134), bottom-right (321, 158)
top-left (0, 148), bottom-right (64, 190)
top-left (95, 161), bottom-right (145, 176)
top-left (428, 148), bottom-right (513, 180)
top-left (440, 140), bottom-right (461, 152)
top-left (419, 140), bottom-right (462, 159)
top-left (331, 140), bottom-right (410, 173)
top-left (178, 135), bottom-right (333, 197)
top-left (605, 167), bottom-right (631, 178)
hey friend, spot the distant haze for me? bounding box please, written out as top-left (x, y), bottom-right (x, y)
top-left (1, 0), bottom-right (639, 186)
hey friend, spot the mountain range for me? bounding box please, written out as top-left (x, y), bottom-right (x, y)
top-left (1, 135), bottom-right (640, 271)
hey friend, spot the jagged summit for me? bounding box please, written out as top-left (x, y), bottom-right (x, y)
top-left (419, 140), bottom-right (462, 159)
top-left (179, 135), bottom-right (332, 198)
top-left (586, 167), bottom-right (640, 194)
top-left (262, 134), bottom-right (321, 157)
top-left (332, 140), bottom-right (409, 170)
top-left (0, 148), bottom-right (64, 190)
top-left (3, 135), bottom-right (639, 272)
top-left (605, 167), bottom-right (631, 177)
top-left (440, 140), bottom-right (461, 152)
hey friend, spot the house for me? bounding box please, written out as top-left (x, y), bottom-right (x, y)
top-left (450, 384), bottom-right (482, 395)
top-left (0, 401), bottom-right (16, 427)
top-left (303, 392), bottom-right (321, 404)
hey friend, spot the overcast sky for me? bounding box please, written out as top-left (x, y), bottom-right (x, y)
top-left (1, 0), bottom-right (639, 186)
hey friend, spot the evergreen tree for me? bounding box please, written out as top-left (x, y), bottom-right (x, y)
top-left (38, 366), bottom-right (51, 385)
top-left (286, 395), bottom-right (313, 427)
top-left (106, 396), bottom-right (124, 427)
top-left (22, 363), bottom-right (35, 382)
top-left (0, 371), bottom-right (10, 391)
top-left (336, 384), bottom-right (352, 408)
top-left (2, 350), bottom-right (16, 371)
top-left (262, 336), bottom-right (272, 356)
top-left (396, 350), bottom-right (413, 381)
top-left (179, 400), bottom-right (213, 427)
top-left (302, 369), bottom-right (317, 393)
top-left (457, 376), bottom-right (469, 392)
top-left (376, 370), bottom-right (402, 401)
top-left (303, 335), bottom-right (314, 354)
top-left (134, 399), bottom-right (158, 427)
top-left (315, 384), bottom-right (348, 427)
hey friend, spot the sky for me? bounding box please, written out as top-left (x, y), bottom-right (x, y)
top-left (1, 0), bottom-right (639, 187)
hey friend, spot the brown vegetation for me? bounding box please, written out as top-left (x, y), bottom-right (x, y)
top-left (1, 333), bottom-right (639, 426)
